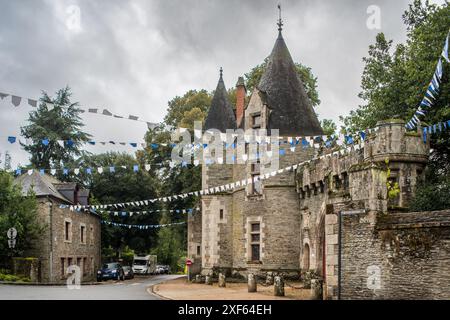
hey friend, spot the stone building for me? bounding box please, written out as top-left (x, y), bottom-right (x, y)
top-left (15, 172), bottom-right (101, 283)
top-left (188, 15), bottom-right (450, 299)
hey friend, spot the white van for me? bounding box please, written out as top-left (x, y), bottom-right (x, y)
top-left (132, 255), bottom-right (157, 275)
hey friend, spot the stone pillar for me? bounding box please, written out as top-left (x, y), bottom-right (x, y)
top-left (274, 276), bottom-right (285, 296)
top-left (248, 273), bottom-right (257, 292)
top-left (205, 275), bottom-right (212, 285)
top-left (266, 272), bottom-right (274, 285)
top-left (218, 273), bottom-right (226, 288)
top-left (310, 279), bottom-right (323, 300)
top-left (325, 210), bottom-right (339, 300)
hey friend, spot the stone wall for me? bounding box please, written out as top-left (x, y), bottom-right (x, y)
top-left (340, 209), bottom-right (450, 300)
top-left (26, 197), bottom-right (101, 283)
top-left (187, 207), bottom-right (202, 276)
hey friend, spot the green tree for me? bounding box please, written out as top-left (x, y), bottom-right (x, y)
top-left (179, 107), bottom-right (207, 130)
top-left (0, 171), bottom-right (45, 260)
top-left (151, 211), bottom-right (186, 272)
top-left (20, 87), bottom-right (91, 171)
top-left (76, 152), bottom-right (161, 257)
top-left (244, 58), bottom-right (321, 107)
top-left (164, 90), bottom-right (212, 128)
top-left (320, 119), bottom-right (337, 136)
top-left (341, 2), bottom-right (449, 131)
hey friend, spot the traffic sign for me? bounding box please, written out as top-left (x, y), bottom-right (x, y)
top-left (186, 259), bottom-right (193, 266)
top-left (7, 227), bottom-right (17, 239)
top-left (8, 239), bottom-right (16, 249)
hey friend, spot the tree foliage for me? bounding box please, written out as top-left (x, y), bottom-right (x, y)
top-left (75, 152), bottom-right (161, 257)
top-left (0, 171), bottom-right (45, 260)
top-left (341, 2), bottom-right (449, 131)
top-left (20, 87), bottom-right (91, 171)
top-left (164, 90), bottom-right (212, 128)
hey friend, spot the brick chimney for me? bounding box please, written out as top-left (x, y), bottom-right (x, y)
top-left (235, 76), bottom-right (246, 127)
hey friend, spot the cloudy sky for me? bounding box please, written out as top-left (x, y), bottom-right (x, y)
top-left (0, 0), bottom-right (446, 168)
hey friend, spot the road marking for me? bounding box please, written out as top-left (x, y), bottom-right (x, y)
top-left (131, 282), bottom-right (142, 286)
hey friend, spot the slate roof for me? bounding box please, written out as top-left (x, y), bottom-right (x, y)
top-left (15, 171), bottom-right (70, 203)
top-left (204, 69), bottom-right (237, 133)
top-left (257, 30), bottom-right (323, 136)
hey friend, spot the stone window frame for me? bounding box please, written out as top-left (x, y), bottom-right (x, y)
top-left (60, 257), bottom-right (66, 279)
top-left (89, 224), bottom-right (94, 246)
top-left (80, 223), bottom-right (87, 245)
top-left (90, 257), bottom-right (94, 276)
top-left (83, 257), bottom-right (87, 276)
top-left (251, 112), bottom-right (262, 129)
top-left (64, 218), bottom-right (72, 243)
top-left (245, 216), bottom-right (265, 263)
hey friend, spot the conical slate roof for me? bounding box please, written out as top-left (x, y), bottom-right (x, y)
top-left (204, 69), bottom-right (236, 133)
top-left (258, 31), bottom-right (323, 136)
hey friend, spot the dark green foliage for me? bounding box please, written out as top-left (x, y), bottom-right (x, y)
top-left (76, 152), bottom-right (161, 258)
top-left (20, 87), bottom-right (91, 171)
top-left (0, 170), bottom-right (45, 260)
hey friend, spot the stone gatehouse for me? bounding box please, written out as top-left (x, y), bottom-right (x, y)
top-left (187, 16), bottom-right (450, 299)
top-left (15, 172), bottom-right (101, 283)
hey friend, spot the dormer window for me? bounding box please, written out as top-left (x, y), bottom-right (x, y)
top-left (252, 113), bottom-right (261, 129)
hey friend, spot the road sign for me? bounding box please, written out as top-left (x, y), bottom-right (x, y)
top-left (7, 227), bottom-right (17, 239)
top-left (8, 239), bottom-right (16, 249)
top-left (186, 259), bottom-right (193, 266)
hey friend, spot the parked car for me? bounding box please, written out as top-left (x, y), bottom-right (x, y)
top-left (122, 266), bottom-right (134, 280)
top-left (156, 265), bottom-right (170, 274)
top-left (155, 265), bottom-right (165, 274)
top-left (163, 265), bottom-right (171, 274)
top-left (97, 262), bottom-right (124, 281)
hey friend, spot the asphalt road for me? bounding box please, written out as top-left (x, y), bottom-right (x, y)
top-left (0, 274), bottom-right (183, 300)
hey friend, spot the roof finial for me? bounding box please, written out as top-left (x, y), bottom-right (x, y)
top-left (220, 67), bottom-right (223, 78)
top-left (277, 4), bottom-right (283, 34)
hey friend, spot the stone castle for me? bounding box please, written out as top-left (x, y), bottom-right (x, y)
top-left (188, 16), bottom-right (450, 300)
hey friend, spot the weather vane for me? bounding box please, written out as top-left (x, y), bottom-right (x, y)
top-left (277, 4), bottom-right (283, 32)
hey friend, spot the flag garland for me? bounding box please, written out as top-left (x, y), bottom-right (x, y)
top-left (101, 220), bottom-right (186, 230)
top-left (0, 91), bottom-right (160, 130)
top-left (9, 118), bottom-right (448, 177)
top-left (60, 115), bottom-right (447, 212)
top-left (71, 142), bottom-right (366, 211)
top-left (60, 205), bottom-right (200, 216)
top-left (406, 31), bottom-right (449, 130)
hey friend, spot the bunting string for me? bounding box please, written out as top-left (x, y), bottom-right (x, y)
top-left (406, 31), bottom-right (449, 130)
top-left (0, 91), bottom-right (160, 130)
top-left (101, 220), bottom-right (186, 230)
top-left (8, 118), bottom-right (449, 177)
top-left (71, 117), bottom-right (450, 211)
top-left (60, 205), bottom-right (200, 216)
top-left (70, 141), bottom-right (370, 211)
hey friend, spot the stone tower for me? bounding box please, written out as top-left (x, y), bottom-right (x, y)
top-left (201, 69), bottom-right (236, 275)
top-left (229, 15), bottom-right (323, 277)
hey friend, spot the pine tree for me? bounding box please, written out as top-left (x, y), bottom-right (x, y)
top-left (20, 86), bottom-right (91, 171)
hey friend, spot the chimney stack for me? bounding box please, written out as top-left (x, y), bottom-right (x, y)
top-left (235, 76), bottom-right (246, 127)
